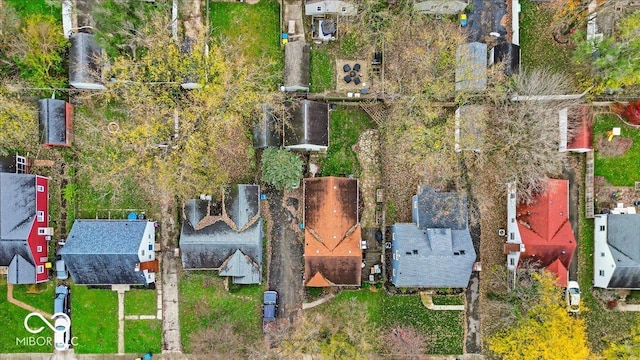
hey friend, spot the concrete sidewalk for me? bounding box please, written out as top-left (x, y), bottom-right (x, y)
top-left (0, 352), bottom-right (190, 360)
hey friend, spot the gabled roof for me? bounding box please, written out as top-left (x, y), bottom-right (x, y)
top-left (253, 104), bottom-right (280, 150)
top-left (284, 100), bottom-right (329, 149)
top-left (60, 220), bottom-right (153, 285)
top-left (0, 173), bottom-right (36, 244)
top-left (304, 0), bottom-right (357, 16)
top-left (283, 41), bottom-right (310, 92)
top-left (455, 42), bottom-right (487, 93)
top-left (567, 105), bottom-right (593, 152)
top-left (69, 33), bottom-right (105, 90)
top-left (218, 249), bottom-right (261, 284)
top-left (413, 186), bottom-right (468, 230)
top-left (516, 179), bottom-right (575, 286)
top-left (391, 224), bottom-right (476, 287)
top-left (597, 215), bottom-right (640, 288)
top-left (304, 177), bottom-right (361, 286)
top-left (39, 99), bottom-right (72, 147)
top-left (180, 185), bottom-right (263, 283)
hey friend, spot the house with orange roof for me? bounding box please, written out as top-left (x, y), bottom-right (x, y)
top-left (505, 179), bottom-right (576, 286)
top-left (303, 177), bottom-right (361, 287)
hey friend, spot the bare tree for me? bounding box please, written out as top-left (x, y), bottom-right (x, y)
top-left (385, 326), bottom-right (429, 359)
top-left (478, 68), bottom-right (582, 203)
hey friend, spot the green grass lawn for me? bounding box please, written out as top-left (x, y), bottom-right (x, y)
top-left (124, 319), bottom-right (162, 354)
top-left (125, 289), bottom-right (157, 316)
top-left (209, 0), bottom-right (282, 83)
top-left (314, 289), bottom-right (463, 354)
top-left (310, 47), bottom-right (335, 93)
top-left (179, 271), bottom-right (263, 354)
top-left (432, 295), bottom-right (465, 306)
top-left (593, 114), bottom-right (640, 186)
top-left (71, 285), bottom-right (118, 354)
top-left (520, 0), bottom-right (575, 71)
top-left (6, 0), bottom-right (61, 20)
top-left (0, 279), bottom-right (55, 353)
top-left (320, 107), bottom-right (375, 176)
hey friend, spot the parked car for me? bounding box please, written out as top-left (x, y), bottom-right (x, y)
top-left (53, 313), bottom-right (70, 351)
top-left (54, 285), bottom-right (70, 315)
top-left (262, 290), bottom-right (278, 329)
top-left (56, 258), bottom-right (68, 280)
top-left (565, 281), bottom-right (580, 313)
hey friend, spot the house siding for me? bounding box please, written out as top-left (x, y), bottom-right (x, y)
top-left (29, 176), bottom-right (49, 283)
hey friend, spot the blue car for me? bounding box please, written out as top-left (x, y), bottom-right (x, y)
top-left (262, 291), bottom-right (278, 330)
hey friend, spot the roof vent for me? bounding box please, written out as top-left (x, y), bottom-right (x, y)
top-left (412, 250), bottom-right (418, 255)
top-left (460, 250), bottom-right (465, 255)
top-left (453, 252), bottom-right (460, 256)
top-left (405, 251), bottom-right (412, 255)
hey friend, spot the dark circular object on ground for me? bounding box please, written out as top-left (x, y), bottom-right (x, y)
top-left (350, 70), bottom-right (357, 77)
top-left (343, 64), bottom-right (351, 72)
top-left (353, 77), bottom-right (361, 85)
top-left (344, 75), bottom-right (352, 83)
top-left (353, 63), bottom-right (361, 71)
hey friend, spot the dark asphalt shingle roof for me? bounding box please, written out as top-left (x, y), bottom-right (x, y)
top-left (39, 99), bottom-right (69, 146)
top-left (284, 100), bottom-right (329, 148)
top-left (606, 215), bottom-right (640, 288)
top-left (60, 220), bottom-right (152, 285)
top-left (62, 220), bottom-right (149, 254)
top-left (413, 186), bottom-right (468, 230)
top-left (180, 185), bottom-right (262, 283)
top-left (0, 173), bottom-right (36, 243)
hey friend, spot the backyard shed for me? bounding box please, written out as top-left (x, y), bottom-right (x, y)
top-left (253, 104), bottom-right (281, 149)
top-left (284, 100), bottom-right (329, 152)
top-left (39, 99), bottom-right (73, 147)
top-left (69, 33), bottom-right (105, 90)
top-left (454, 105), bottom-right (485, 153)
top-left (305, 0), bottom-right (357, 16)
top-left (489, 41), bottom-right (521, 76)
top-left (413, 0), bottom-right (467, 14)
top-left (283, 41), bottom-right (311, 92)
top-left (455, 42), bottom-right (487, 94)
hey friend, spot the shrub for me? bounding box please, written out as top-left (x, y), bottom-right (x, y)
top-left (614, 100), bottom-right (640, 125)
top-left (260, 148), bottom-right (303, 190)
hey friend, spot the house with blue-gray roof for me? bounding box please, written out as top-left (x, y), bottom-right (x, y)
top-left (391, 186), bottom-right (476, 288)
top-left (60, 220), bottom-right (157, 285)
top-left (180, 184), bottom-right (263, 285)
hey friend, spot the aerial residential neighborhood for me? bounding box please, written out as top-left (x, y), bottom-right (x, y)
top-left (2, 0), bottom-right (640, 359)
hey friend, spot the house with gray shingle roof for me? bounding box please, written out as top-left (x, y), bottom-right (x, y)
top-left (594, 214), bottom-right (640, 289)
top-left (60, 220), bottom-right (157, 285)
top-left (391, 186), bottom-right (476, 288)
top-left (180, 184), bottom-right (263, 284)
top-left (0, 172), bottom-right (50, 284)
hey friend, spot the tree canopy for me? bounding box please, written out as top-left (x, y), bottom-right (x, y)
top-left (488, 272), bottom-right (590, 359)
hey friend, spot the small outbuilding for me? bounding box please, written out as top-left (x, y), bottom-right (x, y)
top-left (305, 0), bottom-right (357, 16)
top-left (454, 105), bottom-right (485, 153)
top-left (455, 42), bottom-right (487, 94)
top-left (69, 33), bottom-right (105, 90)
top-left (253, 104), bottom-right (281, 150)
top-left (283, 41), bottom-right (311, 92)
top-left (413, 0), bottom-right (468, 14)
top-left (284, 100), bottom-right (329, 152)
top-left (39, 99), bottom-right (73, 147)
top-left (489, 41), bottom-right (521, 76)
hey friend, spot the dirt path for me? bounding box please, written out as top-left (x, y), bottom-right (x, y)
top-left (6, 284), bottom-right (52, 318)
top-left (265, 189), bottom-right (304, 325)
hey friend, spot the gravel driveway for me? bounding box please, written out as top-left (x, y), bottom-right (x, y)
top-left (265, 189), bottom-right (304, 325)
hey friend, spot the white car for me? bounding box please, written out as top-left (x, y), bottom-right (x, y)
top-left (53, 314), bottom-right (70, 351)
top-left (565, 281), bottom-right (581, 313)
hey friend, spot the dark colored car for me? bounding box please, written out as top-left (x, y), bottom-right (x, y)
top-left (262, 290), bottom-right (278, 328)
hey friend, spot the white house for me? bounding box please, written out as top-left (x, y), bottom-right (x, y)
top-left (594, 214), bottom-right (640, 289)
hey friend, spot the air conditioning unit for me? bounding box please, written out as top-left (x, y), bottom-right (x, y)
top-left (38, 227), bottom-right (54, 236)
top-left (46, 236), bottom-right (52, 241)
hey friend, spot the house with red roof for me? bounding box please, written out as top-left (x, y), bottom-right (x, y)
top-left (0, 160), bottom-right (50, 284)
top-left (303, 177), bottom-right (362, 287)
top-left (505, 179), bottom-right (576, 286)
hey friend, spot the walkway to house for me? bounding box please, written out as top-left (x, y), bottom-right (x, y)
top-left (301, 294), bottom-right (335, 310)
top-left (420, 291), bottom-right (466, 311)
top-left (6, 283), bottom-right (52, 318)
top-left (161, 251), bottom-right (182, 353)
top-left (112, 284), bottom-right (129, 355)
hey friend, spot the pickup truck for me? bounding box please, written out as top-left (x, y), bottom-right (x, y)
top-left (262, 291), bottom-right (278, 331)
